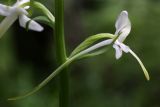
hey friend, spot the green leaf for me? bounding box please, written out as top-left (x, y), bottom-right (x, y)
top-left (70, 33), bottom-right (115, 57)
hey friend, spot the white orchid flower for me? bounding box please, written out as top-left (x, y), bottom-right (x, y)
top-left (74, 11), bottom-right (149, 80)
top-left (0, 0), bottom-right (44, 38)
top-left (112, 11), bottom-right (149, 80)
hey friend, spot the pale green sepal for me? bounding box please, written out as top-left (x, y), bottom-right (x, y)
top-left (32, 1), bottom-right (55, 25)
top-left (32, 16), bottom-right (53, 27)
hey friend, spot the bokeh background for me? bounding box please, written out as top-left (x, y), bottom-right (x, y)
top-left (0, 0), bottom-right (160, 107)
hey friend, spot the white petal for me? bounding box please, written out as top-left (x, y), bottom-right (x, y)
top-left (115, 11), bottom-right (129, 33)
top-left (0, 13), bottom-right (18, 38)
top-left (115, 41), bottom-right (130, 53)
top-left (118, 24), bottom-right (131, 42)
top-left (79, 39), bottom-right (113, 56)
top-left (19, 14), bottom-right (44, 32)
top-left (113, 44), bottom-right (122, 59)
top-left (16, 8), bottom-right (28, 15)
top-left (0, 4), bottom-right (13, 16)
top-left (115, 11), bottom-right (131, 42)
top-left (128, 48), bottom-right (150, 81)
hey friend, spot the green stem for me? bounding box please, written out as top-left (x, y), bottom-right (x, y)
top-left (55, 0), bottom-right (69, 107)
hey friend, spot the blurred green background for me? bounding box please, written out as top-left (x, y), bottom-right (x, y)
top-left (0, 0), bottom-right (160, 107)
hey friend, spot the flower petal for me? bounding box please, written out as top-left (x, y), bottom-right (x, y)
top-left (118, 25), bottom-right (131, 42)
top-left (19, 14), bottom-right (44, 32)
top-left (16, 8), bottom-right (28, 15)
top-left (115, 41), bottom-right (130, 53)
top-left (113, 44), bottom-right (122, 59)
top-left (0, 4), bottom-right (13, 16)
top-left (0, 13), bottom-right (18, 38)
top-left (80, 39), bottom-right (113, 55)
top-left (115, 11), bottom-right (131, 42)
top-left (115, 11), bottom-right (130, 34)
top-left (128, 48), bottom-right (150, 81)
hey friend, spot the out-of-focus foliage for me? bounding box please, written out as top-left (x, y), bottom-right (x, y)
top-left (0, 0), bottom-right (160, 107)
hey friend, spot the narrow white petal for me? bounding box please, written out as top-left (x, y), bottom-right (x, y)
top-left (0, 4), bottom-right (13, 16)
top-left (0, 13), bottom-right (18, 38)
top-left (118, 42), bottom-right (130, 53)
top-left (114, 41), bottom-right (130, 53)
top-left (115, 11), bottom-right (131, 42)
top-left (113, 44), bottom-right (122, 59)
top-left (15, 8), bottom-right (28, 15)
top-left (129, 48), bottom-right (150, 81)
top-left (29, 20), bottom-right (44, 32)
top-left (79, 39), bottom-right (113, 56)
top-left (19, 15), bottom-right (44, 32)
top-left (19, 14), bottom-right (28, 27)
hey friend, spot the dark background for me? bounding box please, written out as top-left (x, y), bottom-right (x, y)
top-left (0, 0), bottom-right (160, 107)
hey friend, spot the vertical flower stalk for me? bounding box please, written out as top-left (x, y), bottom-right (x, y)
top-left (55, 0), bottom-right (69, 107)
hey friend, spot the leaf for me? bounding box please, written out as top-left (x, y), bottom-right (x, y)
top-left (70, 33), bottom-right (115, 57)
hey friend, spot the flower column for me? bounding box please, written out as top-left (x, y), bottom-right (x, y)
top-left (55, 0), bottom-right (69, 107)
